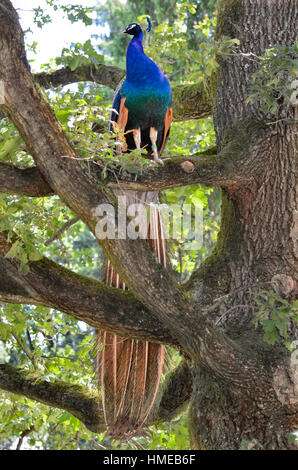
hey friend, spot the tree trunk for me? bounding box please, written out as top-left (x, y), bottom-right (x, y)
top-left (187, 0), bottom-right (297, 450)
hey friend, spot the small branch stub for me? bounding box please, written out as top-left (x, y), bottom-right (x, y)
top-left (180, 161), bottom-right (195, 173)
top-left (271, 274), bottom-right (296, 298)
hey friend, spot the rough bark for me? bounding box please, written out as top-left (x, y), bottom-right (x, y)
top-left (186, 0), bottom-right (298, 450)
top-left (0, 161), bottom-right (54, 196)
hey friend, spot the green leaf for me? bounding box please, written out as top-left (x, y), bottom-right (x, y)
top-left (69, 55), bottom-right (82, 71)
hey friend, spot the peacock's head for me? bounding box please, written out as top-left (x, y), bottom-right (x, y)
top-left (122, 18), bottom-right (151, 36)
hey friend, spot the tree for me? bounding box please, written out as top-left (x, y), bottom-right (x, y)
top-left (0, 0), bottom-right (297, 450)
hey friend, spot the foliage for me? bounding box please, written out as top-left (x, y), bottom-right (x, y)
top-left (55, 40), bottom-right (105, 71)
top-left (247, 43), bottom-right (298, 115)
top-left (0, 300), bottom-right (97, 449)
top-left (32, 1), bottom-right (93, 29)
top-left (96, 0), bottom-right (217, 70)
top-left (253, 291), bottom-right (298, 348)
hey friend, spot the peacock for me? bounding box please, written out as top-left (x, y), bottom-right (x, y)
top-left (97, 18), bottom-right (173, 439)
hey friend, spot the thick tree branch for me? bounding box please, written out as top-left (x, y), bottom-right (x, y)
top-left (0, 141), bottom-right (260, 198)
top-left (34, 63), bottom-right (125, 92)
top-left (152, 360), bottom-right (193, 423)
top-left (0, 141), bottom-right (263, 197)
top-left (102, 146), bottom-right (250, 191)
top-left (0, 361), bottom-right (192, 433)
top-left (0, 233), bottom-right (174, 345)
top-left (34, 65), bottom-right (212, 122)
top-left (0, 363), bottom-right (104, 432)
top-left (0, 161), bottom-right (54, 196)
top-left (172, 82), bottom-right (211, 121)
top-left (0, 147), bottom-right (240, 198)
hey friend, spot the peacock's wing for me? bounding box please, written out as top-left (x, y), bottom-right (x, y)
top-left (159, 106), bottom-right (173, 155)
top-left (109, 77), bottom-right (128, 132)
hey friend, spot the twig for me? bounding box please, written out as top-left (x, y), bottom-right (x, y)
top-left (11, 329), bottom-right (36, 369)
top-left (44, 216), bottom-right (80, 246)
top-left (63, 430), bottom-right (81, 449)
top-left (178, 245), bottom-right (183, 283)
top-left (132, 438), bottom-right (146, 450)
top-left (221, 52), bottom-right (260, 63)
top-left (41, 354), bottom-right (81, 363)
top-left (96, 441), bottom-right (108, 450)
top-left (215, 305), bottom-right (254, 325)
top-left (26, 329), bottom-right (34, 352)
top-left (16, 425), bottom-right (35, 450)
top-left (202, 294), bottom-right (230, 316)
top-left (203, 281), bottom-right (274, 318)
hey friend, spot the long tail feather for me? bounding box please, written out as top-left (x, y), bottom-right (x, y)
top-left (97, 190), bottom-right (167, 438)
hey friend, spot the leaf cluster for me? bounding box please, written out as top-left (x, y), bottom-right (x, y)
top-left (253, 290), bottom-right (298, 348)
top-left (247, 43), bottom-right (298, 115)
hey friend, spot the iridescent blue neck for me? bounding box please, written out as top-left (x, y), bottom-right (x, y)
top-left (126, 32), bottom-right (146, 80)
top-left (128, 31), bottom-right (144, 52)
top-left (134, 30), bottom-right (143, 41)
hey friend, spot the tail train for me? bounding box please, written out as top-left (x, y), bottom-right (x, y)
top-left (97, 190), bottom-right (168, 438)
top-left (94, 17), bottom-right (173, 441)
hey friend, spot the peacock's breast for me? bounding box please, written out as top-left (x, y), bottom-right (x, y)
top-left (121, 80), bottom-right (171, 131)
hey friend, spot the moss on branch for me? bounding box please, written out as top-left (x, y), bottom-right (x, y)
top-left (0, 363), bottom-right (103, 432)
top-left (0, 362), bottom-right (194, 433)
top-left (34, 65), bottom-right (212, 122)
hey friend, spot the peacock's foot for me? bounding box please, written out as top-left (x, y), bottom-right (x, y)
top-left (153, 156), bottom-right (164, 165)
